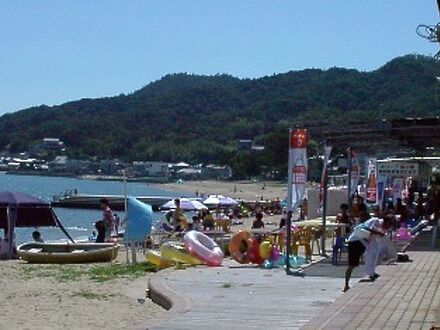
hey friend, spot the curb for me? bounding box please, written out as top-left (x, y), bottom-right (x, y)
top-left (148, 269), bottom-right (192, 313)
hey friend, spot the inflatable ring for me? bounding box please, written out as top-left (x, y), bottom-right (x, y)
top-left (259, 240), bottom-right (272, 260)
top-left (247, 237), bottom-right (264, 264)
top-left (160, 242), bottom-right (202, 265)
top-left (145, 249), bottom-right (174, 269)
top-left (229, 230), bottom-right (251, 264)
top-left (183, 230), bottom-right (223, 266)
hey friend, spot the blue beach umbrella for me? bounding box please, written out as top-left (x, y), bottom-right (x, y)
top-left (124, 197), bottom-right (153, 242)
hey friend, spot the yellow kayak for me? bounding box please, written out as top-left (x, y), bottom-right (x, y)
top-left (145, 250), bottom-right (174, 269)
top-left (160, 242), bottom-right (202, 265)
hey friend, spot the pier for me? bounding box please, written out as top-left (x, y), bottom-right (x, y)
top-left (51, 194), bottom-right (176, 211)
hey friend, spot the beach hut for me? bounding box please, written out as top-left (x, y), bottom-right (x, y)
top-left (0, 191), bottom-right (73, 259)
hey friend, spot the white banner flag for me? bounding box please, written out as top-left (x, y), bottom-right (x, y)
top-left (318, 145), bottom-right (332, 212)
top-left (287, 129), bottom-right (308, 211)
top-left (350, 152), bottom-right (360, 195)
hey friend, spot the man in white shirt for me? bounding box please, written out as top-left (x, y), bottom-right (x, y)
top-left (343, 217), bottom-right (392, 292)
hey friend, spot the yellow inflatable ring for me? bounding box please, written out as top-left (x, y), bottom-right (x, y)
top-left (160, 242), bottom-right (202, 265)
top-left (229, 230), bottom-right (251, 264)
top-left (145, 250), bottom-right (174, 269)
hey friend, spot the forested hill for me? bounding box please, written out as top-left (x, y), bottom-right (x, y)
top-left (1, 54), bottom-right (439, 166)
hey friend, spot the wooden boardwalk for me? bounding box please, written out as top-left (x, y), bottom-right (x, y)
top-left (148, 260), bottom-right (361, 330)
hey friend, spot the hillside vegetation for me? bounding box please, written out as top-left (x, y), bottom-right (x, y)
top-left (1, 54), bottom-right (439, 177)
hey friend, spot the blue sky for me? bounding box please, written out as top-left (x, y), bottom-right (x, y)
top-left (0, 0), bottom-right (438, 114)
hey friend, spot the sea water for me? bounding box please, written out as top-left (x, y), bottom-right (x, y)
top-left (0, 173), bottom-right (181, 243)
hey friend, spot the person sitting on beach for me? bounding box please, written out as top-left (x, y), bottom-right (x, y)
top-left (336, 203), bottom-right (351, 236)
top-left (279, 209), bottom-right (287, 228)
top-left (395, 198), bottom-right (409, 224)
top-left (32, 230), bottom-right (44, 243)
top-left (172, 199), bottom-right (183, 229)
top-left (202, 210), bottom-right (215, 230)
top-left (100, 198), bottom-right (115, 242)
top-left (252, 212), bottom-right (265, 229)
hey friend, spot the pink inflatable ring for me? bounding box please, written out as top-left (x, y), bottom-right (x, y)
top-left (184, 230), bottom-right (224, 266)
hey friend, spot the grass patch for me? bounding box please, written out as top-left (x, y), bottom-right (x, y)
top-left (89, 262), bottom-right (158, 282)
top-left (21, 262), bottom-right (158, 283)
top-left (23, 265), bottom-right (85, 282)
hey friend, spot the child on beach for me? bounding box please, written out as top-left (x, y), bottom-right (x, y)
top-left (252, 212), bottom-right (265, 229)
top-left (343, 217), bottom-right (392, 292)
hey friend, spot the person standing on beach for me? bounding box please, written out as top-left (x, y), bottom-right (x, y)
top-left (100, 198), bottom-right (115, 242)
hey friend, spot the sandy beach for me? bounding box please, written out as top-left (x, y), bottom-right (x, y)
top-left (0, 252), bottom-right (164, 330)
top-left (162, 180), bottom-right (287, 201)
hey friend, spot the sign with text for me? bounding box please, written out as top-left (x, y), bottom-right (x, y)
top-left (287, 129), bottom-right (308, 211)
top-left (377, 162), bottom-right (419, 177)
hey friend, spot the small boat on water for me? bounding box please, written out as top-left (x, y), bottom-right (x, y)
top-left (17, 242), bottom-right (119, 264)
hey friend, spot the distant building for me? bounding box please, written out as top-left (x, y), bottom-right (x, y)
top-left (42, 138), bottom-right (65, 150)
top-left (201, 165), bottom-right (232, 180)
top-left (132, 161), bottom-right (170, 178)
top-left (66, 159), bottom-right (94, 175)
top-left (49, 156), bottom-right (68, 172)
top-left (176, 168), bottom-right (202, 180)
top-left (99, 159), bottom-right (124, 175)
top-left (237, 139), bottom-right (253, 151)
top-left (237, 139), bottom-right (265, 152)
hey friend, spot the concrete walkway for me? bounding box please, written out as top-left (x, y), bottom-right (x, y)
top-left (148, 257), bottom-right (365, 330)
top-left (302, 230), bottom-right (440, 330)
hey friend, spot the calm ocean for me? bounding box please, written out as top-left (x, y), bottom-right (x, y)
top-left (0, 173), bottom-right (180, 243)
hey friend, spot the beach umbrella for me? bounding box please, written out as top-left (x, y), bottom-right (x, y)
top-left (160, 198), bottom-right (207, 211)
top-left (203, 195), bottom-right (238, 208)
top-left (124, 197), bottom-right (153, 242)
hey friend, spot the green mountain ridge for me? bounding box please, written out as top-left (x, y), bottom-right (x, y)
top-left (0, 54), bottom-right (439, 169)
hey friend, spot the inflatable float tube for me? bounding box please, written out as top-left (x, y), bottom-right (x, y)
top-left (247, 237), bottom-right (264, 264)
top-left (145, 250), bottom-right (174, 269)
top-left (229, 230), bottom-right (251, 264)
top-left (183, 230), bottom-right (223, 266)
top-left (160, 242), bottom-right (202, 265)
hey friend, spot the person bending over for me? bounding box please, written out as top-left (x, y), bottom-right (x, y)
top-left (343, 217), bottom-right (392, 292)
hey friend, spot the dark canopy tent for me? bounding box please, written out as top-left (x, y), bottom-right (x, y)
top-left (0, 191), bottom-right (74, 259)
top-left (0, 191), bottom-right (57, 228)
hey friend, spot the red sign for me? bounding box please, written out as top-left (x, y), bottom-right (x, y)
top-left (292, 165), bottom-right (307, 184)
top-left (290, 129), bottom-right (308, 149)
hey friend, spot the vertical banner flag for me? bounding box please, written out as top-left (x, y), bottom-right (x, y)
top-left (318, 145), bottom-right (332, 212)
top-left (366, 158), bottom-right (377, 203)
top-left (288, 129), bottom-right (308, 211)
top-left (392, 178), bottom-right (404, 204)
top-left (350, 150), bottom-right (360, 195)
top-left (376, 172), bottom-right (387, 209)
